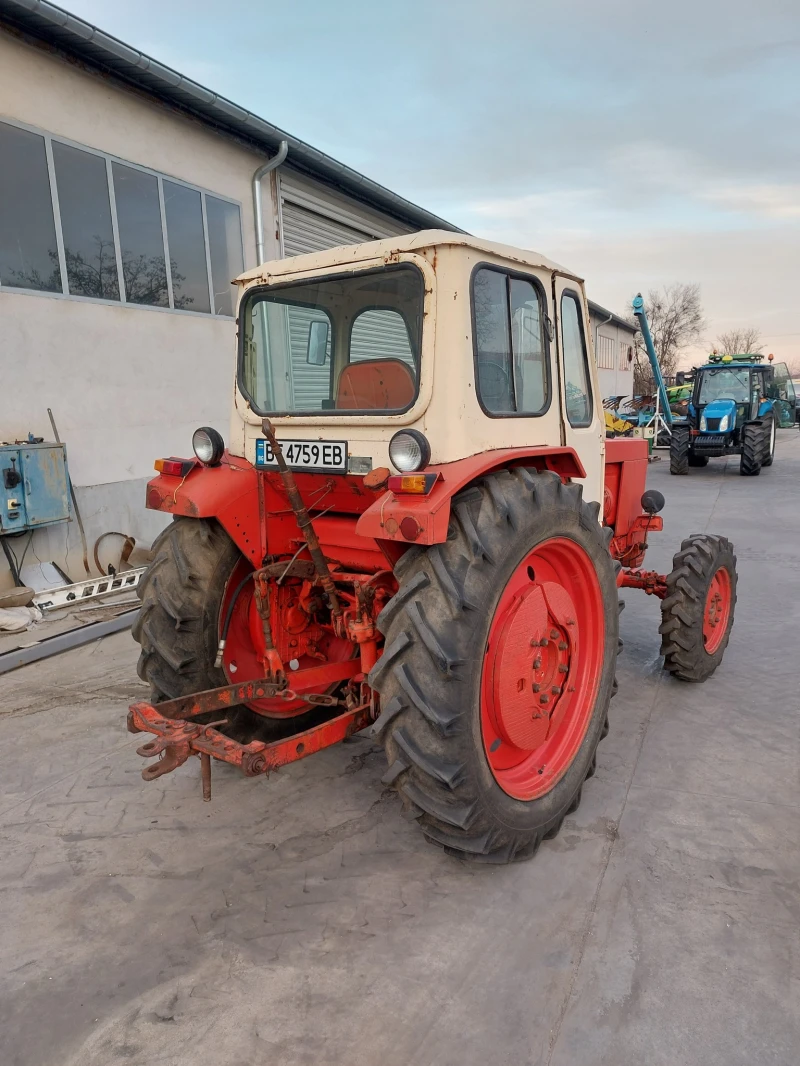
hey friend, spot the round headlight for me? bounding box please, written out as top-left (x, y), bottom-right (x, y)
top-left (192, 426), bottom-right (225, 466)
top-left (388, 430), bottom-right (430, 473)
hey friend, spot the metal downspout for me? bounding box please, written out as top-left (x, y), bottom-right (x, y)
top-left (252, 140), bottom-right (288, 265)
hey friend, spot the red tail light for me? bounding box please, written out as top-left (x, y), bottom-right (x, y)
top-left (154, 458), bottom-right (195, 477)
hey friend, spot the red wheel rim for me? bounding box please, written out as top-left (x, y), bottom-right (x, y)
top-left (480, 537), bottom-right (606, 801)
top-left (702, 567), bottom-right (732, 654)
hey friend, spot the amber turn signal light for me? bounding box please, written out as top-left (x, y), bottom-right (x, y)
top-left (154, 457), bottom-right (195, 477)
top-left (387, 473), bottom-right (440, 495)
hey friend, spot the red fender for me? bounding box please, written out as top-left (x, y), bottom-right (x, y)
top-left (145, 455), bottom-right (265, 565)
top-left (145, 446), bottom-right (586, 563)
top-left (356, 447), bottom-right (586, 547)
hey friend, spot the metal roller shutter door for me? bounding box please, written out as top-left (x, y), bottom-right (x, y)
top-left (280, 198), bottom-right (415, 409)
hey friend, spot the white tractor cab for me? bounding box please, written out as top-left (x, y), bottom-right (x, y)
top-left (232, 231), bottom-right (605, 499)
top-left (132, 231), bottom-right (737, 864)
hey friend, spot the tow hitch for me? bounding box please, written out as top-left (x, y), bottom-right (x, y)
top-left (128, 678), bottom-right (372, 800)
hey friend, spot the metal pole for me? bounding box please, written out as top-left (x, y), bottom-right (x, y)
top-left (47, 408), bottom-right (91, 576)
top-left (632, 295), bottom-right (673, 427)
top-left (261, 419), bottom-right (342, 617)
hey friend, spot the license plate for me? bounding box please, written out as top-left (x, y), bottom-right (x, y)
top-left (255, 438), bottom-right (348, 474)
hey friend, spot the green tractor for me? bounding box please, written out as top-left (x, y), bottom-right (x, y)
top-left (670, 354), bottom-right (796, 476)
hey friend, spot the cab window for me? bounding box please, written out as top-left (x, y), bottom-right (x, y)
top-left (560, 292), bottom-right (593, 427)
top-left (472, 267), bottom-right (550, 416)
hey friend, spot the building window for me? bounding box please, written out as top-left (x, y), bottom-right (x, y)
top-left (0, 119), bottom-right (244, 316)
top-left (619, 341), bottom-right (632, 370)
top-left (0, 123), bottom-right (62, 292)
top-left (560, 292), bottom-right (593, 428)
top-left (163, 181), bottom-right (211, 313)
top-left (596, 333), bottom-right (616, 370)
top-left (52, 141), bottom-right (120, 301)
top-left (206, 195), bottom-right (244, 318)
top-left (112, 163), bottom-right (169, 307)
top-left (471, 266), bottom-right (550, 417)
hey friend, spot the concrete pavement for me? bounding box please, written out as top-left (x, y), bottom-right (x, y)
top-left (2, 431), bottom-right (799, 1066)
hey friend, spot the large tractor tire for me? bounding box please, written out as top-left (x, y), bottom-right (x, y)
top-left (133, 517), bottom-right (239, 701)
top-left (670, 427), bottom-right (690, 475)
top-left (370, 470), bottom-right (620, 864)
top-left (659, 534), bottom-right (737, 682)
top-left (761, 412), bottom-right (777, 467)
top-left (740, 422), bottom-right (766, 476)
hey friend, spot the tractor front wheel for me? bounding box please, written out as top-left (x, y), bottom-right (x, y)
top-left (370, 470), bottom-right (620, 863)
top-left (659, 534), bottom-right (737, 682)
top-left (761, 413), bottom-right (777, 467)
top-left (670, 427), bottom-right (690, 475)
top-left (740, 422), bottom-right (765, 476)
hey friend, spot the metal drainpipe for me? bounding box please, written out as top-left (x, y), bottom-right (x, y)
top-left (252, 140), bottom-right (288, 264)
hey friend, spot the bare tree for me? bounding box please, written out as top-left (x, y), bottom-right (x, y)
top-left (715, 327), bottom-right (764, 356)
top-left (631, 283), bottom-right (705, 394)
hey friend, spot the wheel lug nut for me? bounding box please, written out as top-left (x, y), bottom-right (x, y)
top-left (551, 686), bottom-right (561, 695)
top-left (558, 641), bottom-right (568, 651)
top-left (533, 683), bottom-right (541, 693)
top-left (539, 694), bottom-right (549, 704)
top-left (540, 639), bottom-right (548, 647)
top-left (558, 664), bottom-right (568, 674)
top-left (550, 629), bottom-right (559, 639)
top-left (533, 658), bottom-right (542, 669)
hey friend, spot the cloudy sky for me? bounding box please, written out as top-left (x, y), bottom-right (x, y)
top-left (69, 0), bottom-right (800, 366)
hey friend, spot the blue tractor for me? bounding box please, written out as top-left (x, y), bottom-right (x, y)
top-left (670, 354), bottom-right (797, 476)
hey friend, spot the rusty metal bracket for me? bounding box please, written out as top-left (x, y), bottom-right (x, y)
top-left (128, 694), bottom-right (372, 796)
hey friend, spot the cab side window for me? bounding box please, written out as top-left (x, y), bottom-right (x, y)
top-left (472, 267), bottom-right (549, 416)
top-left (560, 292), bottom-right (593, 428)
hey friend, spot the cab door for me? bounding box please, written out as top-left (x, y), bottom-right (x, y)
top-left (552, 275), bottom-right (606, 506)
top-left (766, 362), bottom-right (797, 428)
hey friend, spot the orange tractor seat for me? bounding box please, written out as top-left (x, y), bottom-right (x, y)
top-left (336, 359), bottom-right (416, 411)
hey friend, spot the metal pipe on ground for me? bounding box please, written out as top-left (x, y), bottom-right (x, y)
top-left (0, 609), bottom-right (138, 675)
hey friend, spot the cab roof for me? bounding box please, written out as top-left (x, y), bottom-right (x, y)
top-left (236, 229), bottom-right (575, 286)
top-left (699, 360), bottom-right (763, 371)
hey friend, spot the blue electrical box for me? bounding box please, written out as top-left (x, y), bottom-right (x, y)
top-left (0, 442), bottom-right (71, 535)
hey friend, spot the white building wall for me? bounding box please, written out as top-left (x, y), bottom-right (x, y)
top-left (588, 312), bottom-right (636, 403)
top-left (0, 28), bottom-right (415, 589)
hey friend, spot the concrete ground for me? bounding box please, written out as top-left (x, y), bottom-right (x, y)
top-left (2, 432), bottom-right (799, 1066)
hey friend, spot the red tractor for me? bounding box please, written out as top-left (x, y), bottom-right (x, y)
top-left (129, 232), bottom-right (737, 863)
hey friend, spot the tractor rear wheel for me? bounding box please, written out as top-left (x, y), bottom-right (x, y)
top-left (670, 427), bottom-right (690, 475)
top-left (659, 534), bottom-right (737, 682)
top-left (133, 517), bottom-right (239, 701)
top-left (761, 412), bottom-right (777, 467)
top-left (370, 470), bottom-right (620, 863)
top-left (740, 422), bottom-right (765, 475)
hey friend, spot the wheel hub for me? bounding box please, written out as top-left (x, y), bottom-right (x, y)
top-left (489, 583), bottom-right (577, 750)
top-left (480, 537), bottom-right (606, 801)
top-left (703, 567), bottom-right (732, 653)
